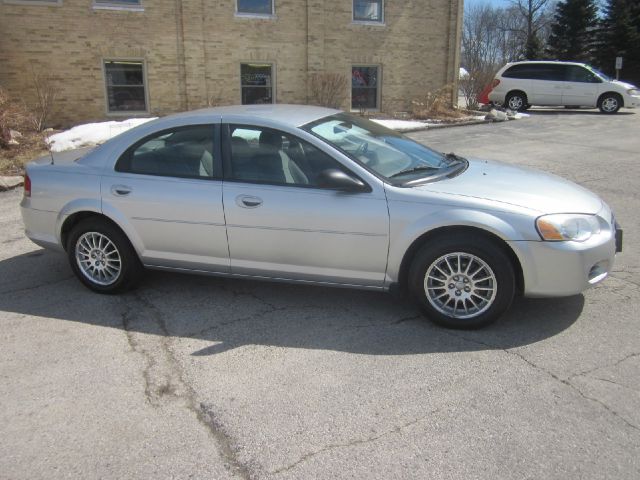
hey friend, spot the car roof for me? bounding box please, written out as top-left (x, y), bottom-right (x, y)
top-left (503, 60), bottom-right (587, 67)
top-left (77, 104), bottom-right (343, 168)
top-left (165, 104), bottom-right (341, 128)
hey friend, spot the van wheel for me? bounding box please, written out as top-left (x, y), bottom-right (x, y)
top-left (505, 92), bottom-right (528, 112)
top-left (408, 234), bottom-right (515, 329)
top-left (67, 219), bottom-right (143, 294)
top-left (598, 93), bottom-right (622, 114)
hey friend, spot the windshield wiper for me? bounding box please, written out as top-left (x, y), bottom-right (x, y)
top-left (445, 152), bottom-right (466, 163)
top-left (389, 165), bottom-right (439, 178)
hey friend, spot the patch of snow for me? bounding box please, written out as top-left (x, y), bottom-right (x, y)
top-left (371, 119), bottom-right (429, 132)
top-left (47, 117), bottom-right (157, 152)
top-left (513, 112), bottom-right (530, 119)
top-left (459, 67), bottom-right (470, 79)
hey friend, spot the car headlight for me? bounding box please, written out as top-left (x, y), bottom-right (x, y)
top-left (536, 214), bottom-right (601, 242)
top-left (628, 88), bottom-right (640, 96)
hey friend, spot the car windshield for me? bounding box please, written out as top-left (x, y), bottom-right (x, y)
top-left (302, 113), bottom-right (466, 185)
top-left (585, 65), bottom-right (611, 81)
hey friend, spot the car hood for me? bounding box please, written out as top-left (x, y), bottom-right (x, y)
top-left (412, 158), bottom-right (602, 214)
top-left (611, 80), bottom-right (637, 90)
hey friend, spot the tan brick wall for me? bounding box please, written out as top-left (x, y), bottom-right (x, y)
top-left (0, 0), bottom-right (462, 127)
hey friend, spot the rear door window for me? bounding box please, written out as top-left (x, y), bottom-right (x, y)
top-left (116, 125), bottom-right (219, 179)
top-left (532, 64), bottom-right (566, 81)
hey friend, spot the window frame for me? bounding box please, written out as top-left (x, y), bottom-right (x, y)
top-left (352, 0), bottom-right (385, 25)
top-left (103, 58), bottom-right (150, 116)
top-left (2, 0), bottom-right (62, 6)
top-left (115, 124), bottom-right (222, 180)
top-left (221, 123), bottom-right (369, 191)
top-left (240, 62), bottom-right (276, 105)
top-left (351, 64), bottom-right (381, 112)
top-left (93, 0), bottom-right (143, 11)
top-left (235, 0), bottom-right (274, 18)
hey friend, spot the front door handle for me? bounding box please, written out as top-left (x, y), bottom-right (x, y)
top-left (111, 185), bottom-right (132, 196)
top-left (236, 195), bottom-right (263, 208)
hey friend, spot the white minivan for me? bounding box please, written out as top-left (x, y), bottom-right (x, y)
top-left (488, 61), bottom-right (640, 113)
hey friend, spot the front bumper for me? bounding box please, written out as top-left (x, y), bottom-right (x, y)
top-left (508, 226), bottom-right (618, 298)
top-left (624, 94), bottom-right (640, 108)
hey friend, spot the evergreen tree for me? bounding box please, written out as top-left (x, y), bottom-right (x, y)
top-left (525, 34), bottom-right (544, 60)
top-left (595, 0), bottom-right (640, 84)
top-left (546, 0), bottom-right (599, 63)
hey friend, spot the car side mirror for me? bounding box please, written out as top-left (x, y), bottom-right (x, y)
top-left (317, 169), bottom-right (369, 192)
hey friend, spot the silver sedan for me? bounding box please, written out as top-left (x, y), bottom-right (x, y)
top-left (20, 105), bottom-right (622, 328)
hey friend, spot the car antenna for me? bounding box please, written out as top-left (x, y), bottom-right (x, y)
top-left (46, 137), bottom-right (54, 165)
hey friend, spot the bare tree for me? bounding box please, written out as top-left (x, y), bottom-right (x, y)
top-left (30, 65), bottom-right (59, 132)
top-left (507, 0), bottom-right (554, 59)
top-left (308, 73), bottom-right (347, 109)
top-left (460, 4), bottom-right (505, 108)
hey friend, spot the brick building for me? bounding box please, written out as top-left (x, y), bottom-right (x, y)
top-left (0, 0), bottom-right (463, 127)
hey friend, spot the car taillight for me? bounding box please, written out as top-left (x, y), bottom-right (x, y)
top-left (491, 79), bottom-right (501, 88)
top-left (24, 173), bottom-right (31, 197)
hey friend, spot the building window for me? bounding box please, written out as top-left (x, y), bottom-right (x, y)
top-left (237, 0), bottom-right (273, 16)
top-left (104, 60), bottom-right (148, 113)
top-left (94, 0), bottom-right (142, 8)
top-left (353, 0), bottom-right (383, 23)
top-left (352, 66), bottom-right (379, 110)
top-left (2, 0), bottom-right (62, 5)
top-left (241, 64), bottom-right (274, 105)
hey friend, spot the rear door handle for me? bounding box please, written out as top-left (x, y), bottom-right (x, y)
top-left (111, 185), bottom-right (132, 196)
top-left (236, 195), bottom-right (263, 208)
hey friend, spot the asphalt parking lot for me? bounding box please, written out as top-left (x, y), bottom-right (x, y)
top-left (1, 108), bottom-right (639, 479)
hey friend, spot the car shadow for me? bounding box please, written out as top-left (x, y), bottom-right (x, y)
top-left (526, 108), bottom-right (635, 116)
top-left (0, 249), bottom-right (585, 356)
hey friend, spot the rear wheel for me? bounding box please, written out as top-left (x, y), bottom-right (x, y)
top-left (67, 219), bottom-right (143, 293)
top-left (408, 234), bottom-right (515, 329)
top-left (598, 93), bottom-right (622, 114)
top-left (505, 91), bottom-right (528, 112)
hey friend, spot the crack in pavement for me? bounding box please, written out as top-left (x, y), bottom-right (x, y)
top-left (589, 376), bottom-right (640, 393)
top-left (566, 352), bottom-right (640, 382)
top-left (609, 273), bottom-right (640, 290)
top-left (0, 275), bottom-right (75, 295)
top-left (269, 408), bottom-right (440, 476)
top-left (345, 314), bottom-right (422, 330)
top-left (120, 292), bottom-right (253, 480)
top-left (189, 304), bottom-right (336, 339)
top-left (437, 329), bottom-right (640, 434)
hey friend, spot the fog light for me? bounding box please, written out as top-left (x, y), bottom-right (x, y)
top-left (588, 261), bottom-right (609, 284)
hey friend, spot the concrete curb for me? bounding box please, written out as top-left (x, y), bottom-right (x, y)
top-left (0, 175), bottom-right (24, 192)
top-left (397, 118), bottom-right (490, 133)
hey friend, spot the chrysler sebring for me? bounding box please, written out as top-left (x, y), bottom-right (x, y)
top-left (20, 105), bottom-right (622, 328)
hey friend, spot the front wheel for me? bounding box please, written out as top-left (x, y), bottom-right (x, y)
top-left (67, 219), bottom-right (143, 294)
top-left (408, 234), bottom-right (515, 329)
top-left (598, 93), bottom-right (622, 114)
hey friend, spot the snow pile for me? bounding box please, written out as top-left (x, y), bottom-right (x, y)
top-left (47, 117), bottom-right (157, 152)
top-left (371, 119), bottom-right (429, 132)
top-left (459, 67), bottom-right (470, 79)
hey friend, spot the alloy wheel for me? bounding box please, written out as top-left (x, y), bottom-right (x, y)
top-left (423, 252), bottom-right (498, 319)
top-left (75, 231), bottom-right (122, 286)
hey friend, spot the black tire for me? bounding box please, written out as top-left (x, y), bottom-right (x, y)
top-left (598, 93), bottom-right (622, 114)
top-left (505, 91), bottom-right (528, 112)
top-left (408, 233), bottom-right (515, 329)
top-left (66, 218), bottom-right (144, 294)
